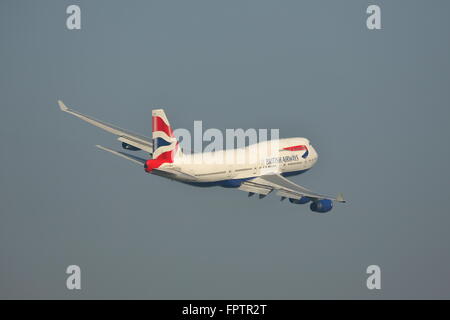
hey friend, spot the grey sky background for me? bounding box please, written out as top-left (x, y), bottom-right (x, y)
top-left (1, 0), bottom-right (450, 299)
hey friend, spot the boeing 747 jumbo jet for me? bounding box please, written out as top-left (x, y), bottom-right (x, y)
top-left (58, 101), bottom-right (345, 213)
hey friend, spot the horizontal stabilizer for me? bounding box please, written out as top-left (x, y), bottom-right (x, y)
top-left (96, 145), bottom-right (146, 165)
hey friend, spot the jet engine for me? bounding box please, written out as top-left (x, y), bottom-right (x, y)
top-left (220, 180), bottom-right (242, 188)
top-left (122, 142), bottom-right (141, 151)
top-left (310, 199), bottom-right (333, 213)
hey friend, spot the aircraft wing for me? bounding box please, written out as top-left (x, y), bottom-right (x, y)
top-left (239, 173), bottom-right (346, 202)
top-left (58, 100), bottom-right (153, 153)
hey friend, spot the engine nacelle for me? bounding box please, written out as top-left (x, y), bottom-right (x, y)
top-left (310, 199), bottom-right (333, 213)
top-left (289, 196), bottom-right (311, 204)
top-left (220, 180), bottom-right (242, 188)
top-left (122, 142), bottom-right (141, 151)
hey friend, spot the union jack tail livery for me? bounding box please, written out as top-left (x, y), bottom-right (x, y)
top-left (145, 109), bottom-right (180, 171)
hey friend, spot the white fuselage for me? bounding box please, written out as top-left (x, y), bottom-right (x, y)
top-left (159, 137), bottom-right (318, 183)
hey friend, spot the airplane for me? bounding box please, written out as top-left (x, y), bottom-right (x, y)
top-left (58, 100), bottom-right (345, 213)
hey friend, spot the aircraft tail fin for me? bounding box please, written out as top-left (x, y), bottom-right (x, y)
top-left (151, 109), bottom-right (181, 162)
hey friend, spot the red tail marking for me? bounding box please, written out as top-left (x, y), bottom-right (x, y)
top-left (145, 143), bottom-right (178, 173)
top-left (152, 116), bottom-right (174, 137)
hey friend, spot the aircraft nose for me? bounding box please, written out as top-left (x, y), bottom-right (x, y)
top-left (309, 144), bottom-right (318, 160)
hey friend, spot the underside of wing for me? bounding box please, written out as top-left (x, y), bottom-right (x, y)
top-left (58, 100), bottom-right (153, 153)
top-left (240, 173), bottom-right (346, 203)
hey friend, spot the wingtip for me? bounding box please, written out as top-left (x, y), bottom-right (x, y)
top-left (336, 193), bottom-right (346, 203)
top-left (58, 100), bottom-right (69, 111)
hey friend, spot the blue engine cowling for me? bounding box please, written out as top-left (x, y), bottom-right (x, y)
top-left (220, 180), bottom-right (243, 188)
top-left (289, 197), bottom-right (311, 204)
top-left (310, 199), bottom-right (333, 213)
top-left (122, 142), bottom-right (141, 151)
